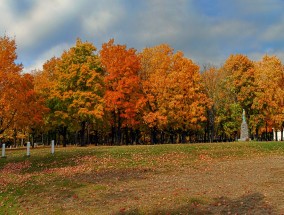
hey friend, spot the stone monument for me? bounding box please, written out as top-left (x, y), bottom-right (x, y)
top-left (239, 109), bottom-right (249, 141)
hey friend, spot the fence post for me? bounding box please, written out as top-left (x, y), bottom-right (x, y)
top-left (1, 144), bottom-right (6, 158)
top-left (27, 142), bottom-right (30, 157)
top-left (51, 140), bottom-right (55, 155)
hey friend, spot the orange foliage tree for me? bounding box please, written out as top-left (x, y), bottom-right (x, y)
top-left (0, 36), bottom-right (23, 140)
top-left (13, 74), bottom-right (49, 146)
top-left (0, 36), bottom-right (47, 145)
top-left (253, 55), bottom-right (284, 140)
top-left (2, 36), bottom-right (283, 145)
top-left (165, 51), bottom-right (210, 142)
top-left (139, 44), bottom-right (171, 143)
top-left (140, 44), bottom-right (210, 143)
top-left (100, 39), bottom-right (145, 145)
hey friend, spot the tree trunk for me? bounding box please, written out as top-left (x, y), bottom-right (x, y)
top-left (111, 126), bottom-right (115, 145)
top-left (181, 131), bottom-right (187, 143)
top-left (31, 128), bottom-right (35, 148)
top-left (87, 123), bottom-right (90, 145)
top-left (62, 126), bottom-right (68, 147)
top-left (125, 127), bottom-right (130, 145)
top-left (130, 128), bottom-right (134, 145)
top-left (13, 129), bottom-right (17, 148)
top-left (117, 113), bottom-right (122, 145)
top-left (151, 126), bottom-right (158, 144)
top-left (80, 121), bottom-right (87, 146)
top-left (170, 130), bottom-right (174, 144)
top-left (135, 129), bottom-right (140, 144)
top-left (265, 122), bottom-right (268, 141)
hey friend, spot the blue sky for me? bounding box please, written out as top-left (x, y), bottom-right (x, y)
top-left (1, 0), bottom-right (284, 72)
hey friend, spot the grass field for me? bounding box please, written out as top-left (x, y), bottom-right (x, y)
top-left (0, 141), bottom-right (284, 214)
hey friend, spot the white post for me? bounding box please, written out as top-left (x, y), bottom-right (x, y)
top-left (51, 140), bottom-right (55, 154)
top-left (27, 142), bottom-right (30, 157)
top-left (2, 144), bottom-right (5, 158)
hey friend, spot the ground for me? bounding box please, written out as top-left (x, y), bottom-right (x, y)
top-left (0, 142), bottom-right (283, 214)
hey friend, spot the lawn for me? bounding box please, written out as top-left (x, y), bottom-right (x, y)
top-left (0, 141), bottom-right (284, 214)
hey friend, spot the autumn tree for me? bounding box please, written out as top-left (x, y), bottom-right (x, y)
top-left (139, 44), bottom-right (171, 143)
top-left (213, 54), bottom-right (255, 140)
top-left (47, 39), bottom-right (105, 146)
top-left (0, 36), bottom-right (23, 142)
top-left (33, 57), bottom-right (59, 143)
top-left (140, 44), bottom-right (210, 143)
top-left (201, 66), bottom-right (222, 142)
top-left (252, 55), bottom-right (284, 140)
top-left (223, 54), bottom-right (256, 117)
top-left (0, 36), bottom-right (48, 146)
top-left (165, 51), bottom-right (210, 142)
top-left (34, 57), bottom-right (59, 98)
top-left (100, 39), bottom-right (144, 145)
top-left (34, 57), bottom-right (70, 145)
top-left (12, 74), bottom-right (49, 147)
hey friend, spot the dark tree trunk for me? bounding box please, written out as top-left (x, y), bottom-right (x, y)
top-left (117, 113), bottom-right (122, 145)
top-left (87, 123), bottom-right (90, 145)
top-left (170, 131), bottom-right (174, 144)
top-left (125, 127), bottom-right (130, 145)
top-left (94, 130), bottom-right (99, 145)
top-left (111, 126), bottom-right (115, 145)
top-left (134, 129), bottom-right (141, 144)
top-left (129, 128), bottom-right (134, 145)
top-left (160, 131), bottom-right (164, 144)
top-left (31, 128), bottom-right (36, 148)
top-left (151, 126), bottom-right (158, 144)
top-left (80, 121), bottom-right (87, 146)
top-left (265, 122), bottom-right (268, 141)
top-left (256, 128), bottom-right (259, 141)
top-left (62, 126), bottom-right (68, 147)
top-left (181, 131), bottom-right (187, 143)
top-left (13, 129), bottom-right (17, 148)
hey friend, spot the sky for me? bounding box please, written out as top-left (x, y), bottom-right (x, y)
top-left (1, 0), bottom-right (284, 72)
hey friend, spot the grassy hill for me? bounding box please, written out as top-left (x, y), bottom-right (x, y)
top-left (0, 141), bottom-right (283, 214)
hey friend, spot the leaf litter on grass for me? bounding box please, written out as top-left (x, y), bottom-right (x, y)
top-left (0, 143), bottom-right (284, 214)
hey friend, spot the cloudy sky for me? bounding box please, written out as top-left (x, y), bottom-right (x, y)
top-left (1, 0), bottom-right (284, 72)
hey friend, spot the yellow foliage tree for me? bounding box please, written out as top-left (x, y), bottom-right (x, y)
top-left (253, 55), bottom-right (284, 140)
top-left (46, 39), bottom-right (105, 146)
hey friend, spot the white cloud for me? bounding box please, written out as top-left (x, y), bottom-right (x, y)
top-left (82, 3), bottom-right (124, 37)
top-left (23, 42), bottom-right (71, 73)
top-left (1, 0), bottom-right (284, 72)
top-left (7, 0), bottom-right (78, 49)
top-left (0, 1), bottom-right (14, 29)
top-left (1, 0), bottom-right (125, 71)
top-left (136, 0), bottom-right (187, 43)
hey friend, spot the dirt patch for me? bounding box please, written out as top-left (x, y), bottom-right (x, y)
top-left (99, 155), bottom-right (284, 214)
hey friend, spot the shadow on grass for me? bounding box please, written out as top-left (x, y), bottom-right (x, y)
top-left (115, 193), bottom-right (276, 215)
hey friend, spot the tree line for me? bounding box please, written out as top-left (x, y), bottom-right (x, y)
top-left (1, 36), bottom-right (283, 147)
